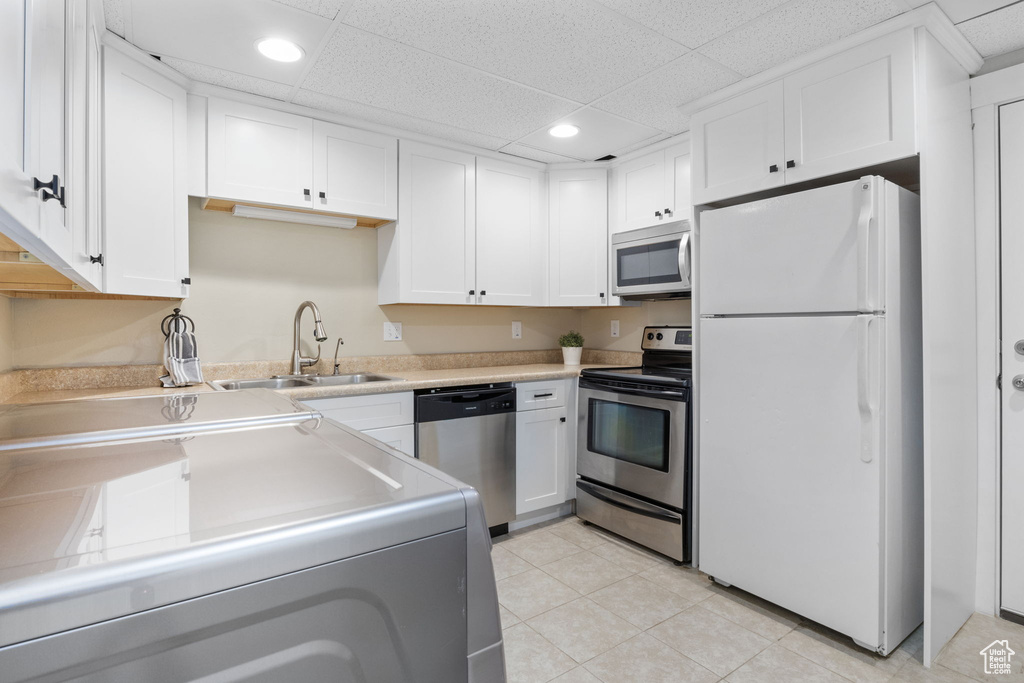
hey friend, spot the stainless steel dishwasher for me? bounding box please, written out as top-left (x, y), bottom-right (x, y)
top-left (416, 384), bottom-right (516, 533)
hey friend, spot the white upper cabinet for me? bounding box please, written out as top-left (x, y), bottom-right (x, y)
top-left (379, 140), bottom-right (476, 305)
top-left (476, 157), bottom-right (546, 307)
top-left (102, 46), bottom-right (188, 298)
top-left (783, 31), bottom-right (916, 184)
top-left (692, 30), bottom-right (917, 205)
top-left (0, 0), bottom-right (37, 239)
top-left (207, 99), bottom-right (313, 209)
top-left (204, 98), bottom-right (398, 221)
top-left (691, 83), bottom-right (786, 205)
top-left (548, 168), bottom-right (608, 307)
top-left (612, 138), bottom-right (692, 233)
top-left (312, 120), bottom-right (397, 221)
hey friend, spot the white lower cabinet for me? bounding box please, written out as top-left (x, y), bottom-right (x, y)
top-left (302, 392), bottom-right (414, 456)
top-left (515, 380), bottom-right (569, 516)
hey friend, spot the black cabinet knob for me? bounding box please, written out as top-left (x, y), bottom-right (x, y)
top-left (88, 254), bottom-right (103, 265)
top-left (769, 164), bottom-right (779, 173)
top-left (181, 277), bottom-right (191, 285)
top-left (599, 292), bottom-right (605, 298)
top-left (786, 160), bottom-right (796, 168)
top-left (664, 208), bottom-right (672, 216)
top-left (303, 188), bottom-right (311, 199)
top-left (319, 191), bottom-right (326, 199)
top-left (559, 417), bottom-right (566, 423)
top-left (469, 289), bottom-right (475, 295)
top-left (654, 210), bottom-right (662, 218)
top-left (480, 290), bottom-right (487, 296)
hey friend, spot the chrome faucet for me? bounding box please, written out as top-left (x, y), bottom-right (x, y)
top-left (333, 337), bottom-right (345, 375)
top-left (291, 301), bottom-right (328, 375)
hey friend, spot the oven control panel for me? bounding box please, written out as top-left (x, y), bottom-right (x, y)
top-left (641, 326), bottom-right (693, 351)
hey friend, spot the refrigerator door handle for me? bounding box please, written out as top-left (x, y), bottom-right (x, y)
top-left (857, 314), bottom-right (880, 464)
top-left (857, 178), bottom-right (876, 313)
top-left (678, 232), bottom-right (692, 288)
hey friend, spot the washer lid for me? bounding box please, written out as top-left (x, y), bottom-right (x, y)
top-left (0, 418), bottom-right (466, 648)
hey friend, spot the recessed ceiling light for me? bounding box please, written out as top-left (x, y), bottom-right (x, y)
top-left (256, 38), bottom-right (304, 63)
top-left (549, 124), bottom-right (580, 138)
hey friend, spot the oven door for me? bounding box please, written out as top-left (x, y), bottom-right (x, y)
top-left (576, 379), bottom-right (688, 509)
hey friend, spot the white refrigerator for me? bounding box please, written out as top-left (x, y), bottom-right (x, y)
top-left (698, 176), bottom-right (923, 655)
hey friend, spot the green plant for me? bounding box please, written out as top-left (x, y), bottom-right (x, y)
top-left (558, 330), bottom-right (584, 348)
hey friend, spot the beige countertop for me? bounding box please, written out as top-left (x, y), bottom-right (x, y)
top-left (4, 363), bottom-right (615, 405)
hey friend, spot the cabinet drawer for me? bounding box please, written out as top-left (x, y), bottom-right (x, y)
top-left (361, 424), bottom-right (415, 456)
top-left (303, 391), bottom-right (413, 430)
top-left (516, 381), bottom-right (566, 411)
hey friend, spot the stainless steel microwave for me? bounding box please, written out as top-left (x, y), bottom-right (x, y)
top-left (611, 221), bottom-right (692, 300)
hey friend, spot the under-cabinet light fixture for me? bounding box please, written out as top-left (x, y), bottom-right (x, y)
top-left (231, 204), bottom-right (358, 229)
top-left (255, 37), bottom-right (304, 62)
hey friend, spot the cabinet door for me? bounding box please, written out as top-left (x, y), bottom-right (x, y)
top-left (312, 120), bottom-right (397, 220)
top-left (397, 141), bottom-right (476, 304)
top-left (548, 169), bottom-right (607, 306)
top-left (0, 0), bottom-right (40, 240)
top-left (207, 98), bottom-right (313, 209)
top-left (302, 392), bottom-right (413, 431)
top-left (613, 150), bottom-right (665, 233)
top-left (516, 406), bottom-right (567, 515)
top-left (664, 142), bottom-right (692, 223)
top-left (784, 30), bottom-right (916, 184)
top-left (102, 48), bottom-right (188, 297)
top-left (361, 424), bottom-right (415, 456)
top-left (691, 82), bottom-right (785, 205)
top-left (476, 157), bottom-right (546, 306)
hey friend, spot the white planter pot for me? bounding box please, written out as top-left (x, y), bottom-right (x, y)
top-left (561, 346), bottom-right (583, 365)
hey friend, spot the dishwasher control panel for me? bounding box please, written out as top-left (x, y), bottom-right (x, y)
top-left (414, 384), bottom-right (517, 423)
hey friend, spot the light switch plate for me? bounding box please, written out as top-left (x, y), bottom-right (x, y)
top-left (512, 321), bottom-right (522, 339)
top-left (383, 322), bottom-right (403, 341)
top-left (611, 320), bottom-right (619, 338)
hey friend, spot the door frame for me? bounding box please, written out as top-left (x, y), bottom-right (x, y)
top-left (970, 61), bottom-right (1024, 617)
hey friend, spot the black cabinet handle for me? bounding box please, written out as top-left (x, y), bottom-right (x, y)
top-left (654, 210), bottom-right (662, 218)
top-left (599, 292), bottom-right (605, 298)
top-left (786, 160), bottom-right (796, 168)
top-left (319, 191), bottom-right (326, 199)
top-left (559, 417), bottom-right (566, 422)
top-left (480, 290), bottom-right (487, 296)
top-left (89, 254), bottom-right (103, 265)
top-left (533, 393), bottom-right (553, 398)
top-left (303, 188), bottom-right (311, 199)
top-left (769, 164), bottom-right (779, 173)
top-left (181, 277), bottom-right (191, 285)
top-left (664, 208), bottom-right (672, 216)
top-left (469, 289), bottom-right (475, 295)
top-left (34, 174), bottom-right (65, 207)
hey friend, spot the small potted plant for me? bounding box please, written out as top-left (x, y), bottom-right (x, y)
top-left (558, 330), bottom-right (584, 365)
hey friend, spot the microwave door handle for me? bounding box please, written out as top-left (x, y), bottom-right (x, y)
top-left (577, 480), bottom-right (682, 524)
top-left (678, 232), bottom-right (691, 287)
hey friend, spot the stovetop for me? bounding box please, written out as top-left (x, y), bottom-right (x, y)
top-left (581, 326), bottom-right (692, 387)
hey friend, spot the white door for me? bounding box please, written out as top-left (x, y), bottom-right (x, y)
top-left (207, 98), bottom-right (313, 209)
top-left (0, 0), bottom-right (39, 238)
top-left (398, 141), bottom-right (475, 304)
top-left (691, 82), bottom-right (785, 205)
top-left (665, 142), bottom-right (692, 222)
top-left (476, 157), bottom-right (545, 306)
top-left (548, 168), bottom-right (607, 307)
top-left (312, 120), bottom-right (397, 221)
top-left (102, 47), bottom-right (188, 298)
top-left (1001, 98), bottom-right (1024, 617)
top-left (699, 314), bottom-right (884, 648)
top-left (516, 406), bottom-right (567, 515)
top-left (613, 149), bottom-right (665, 232)
top-left (784, 31), bottom-right (916, 184)
top-left (700, 178), bottom-right (881, 315)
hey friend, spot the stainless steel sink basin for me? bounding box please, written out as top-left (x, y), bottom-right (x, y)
top-left (209, 373), bottom-right (402, 391)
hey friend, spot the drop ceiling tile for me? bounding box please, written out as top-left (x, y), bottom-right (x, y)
top-left (162, 58), bottom-right (294, 100)
top-left (301, 25), bottom-right (580, 140)
top-left (516, 107), bottom-right (664, 161)
top-left (594, 52), bottom-right (740, 133)
top-left (957, 3), bottom-right (1024, 57)
top-left (126, 0), bottom-right (331, 84)
top-left (103, 0), bottom-right (125, 37)
top-left (593, 0), bottom-right (790, 49)
top-left (293, 90), bottom-right (513, 150)
top-left (271, 0), bottom-right (349, 19)
top-left (341, 0), bottom-right (687, 103)
top-left (611, 133), bottom-right (673, 158)
top-left (498, 143), bottom-right (583, 164)
top-left (941, 0), bottom-right (1020, 23)
top-left (699, 0), bottom-right (905, 77)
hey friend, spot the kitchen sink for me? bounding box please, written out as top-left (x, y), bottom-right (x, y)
top-left (208, 373), bottom-right (402, 391)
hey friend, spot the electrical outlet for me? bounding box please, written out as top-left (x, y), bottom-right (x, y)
top-left (610, 320), bottom-right (619, 338)
top-left (512, 321), bottom-right (522, 339)
top-left (383, 322), bottom-right (403, 341)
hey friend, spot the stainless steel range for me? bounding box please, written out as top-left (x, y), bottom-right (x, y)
top-left (576, 325), bottom-right (692, 564)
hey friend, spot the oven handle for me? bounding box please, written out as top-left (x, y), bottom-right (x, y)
top-left (578, 378), bottom-right (685, 401)
top-left (577, 480), bottom-right (682, 524)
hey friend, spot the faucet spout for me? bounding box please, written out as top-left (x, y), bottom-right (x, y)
top-left (292, 301), bottom-right (327, 375)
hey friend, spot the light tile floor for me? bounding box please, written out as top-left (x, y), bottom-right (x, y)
top-left (493, 516), bottom-right (1024, 683)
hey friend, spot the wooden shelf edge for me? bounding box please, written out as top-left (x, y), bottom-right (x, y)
top-left (200, 197), bottom-right (392, 228)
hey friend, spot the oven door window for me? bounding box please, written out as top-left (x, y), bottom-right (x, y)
top-left (587, 398), bottom-right (670, 472)
top-left (616, 239), bottom-right (682, 288)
